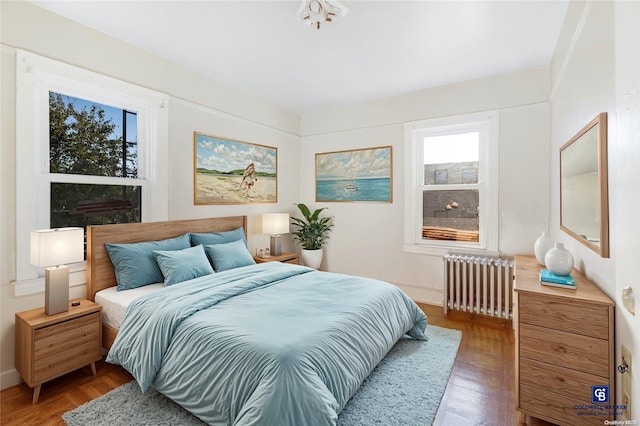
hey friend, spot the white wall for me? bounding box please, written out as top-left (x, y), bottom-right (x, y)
top-left (614, 0), bottom-right (640, 417)
top-left (0, 1), bottom-right (300, 388)
top-left (550, 0), bottom-right (639, 417)
top-left (299, 69), bottom-right (551, 304)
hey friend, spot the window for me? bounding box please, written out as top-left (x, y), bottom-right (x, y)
top-left (49, 93), bottom-right (141, 229)
top-left (15, 50), bottom-right (169, 293)
top-left (404, 111), bottom-right (498, 255)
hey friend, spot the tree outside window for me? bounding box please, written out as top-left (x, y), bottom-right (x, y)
top-left (49, 92), bottom-right (141, 230)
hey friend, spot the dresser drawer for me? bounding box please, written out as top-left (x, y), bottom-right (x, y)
top-left (520, 357), bottom-right (606, 400)
top-left (520, 384), bottom-right (610, 425)
top-left (34, 320), bottom-right (99, 359)
top-left (520, 323), bottom-right (609, 377)
top-left (518, 293), bottom-right (609, 339)
top-left (33, 340), bottom-right (100, 383)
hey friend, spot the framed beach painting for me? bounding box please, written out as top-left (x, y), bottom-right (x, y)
top-left (194, 132), bottom-right (277, 204)
top-left (316, 146), bottom-right (392, 203)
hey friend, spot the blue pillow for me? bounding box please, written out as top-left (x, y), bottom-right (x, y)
top-left (106, 233), bottom-right (191, 291)
top-left (190, 227), bottom-right (247, 247)
top-left (204, 239), bottom-right (256, 272)
top-left (153, 244), bottom-right (214, 286)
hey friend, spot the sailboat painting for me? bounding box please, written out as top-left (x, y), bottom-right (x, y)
top-left (315, 146), bottom-right (392, 202)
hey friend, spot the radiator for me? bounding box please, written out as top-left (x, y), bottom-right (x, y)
top-left (443, 254), bottom-right (514, 320)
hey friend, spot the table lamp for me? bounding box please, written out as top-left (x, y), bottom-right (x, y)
top-left (30, 227), bottom-right (84, 315)
top-left (262, 213), bottom-right (289, 256)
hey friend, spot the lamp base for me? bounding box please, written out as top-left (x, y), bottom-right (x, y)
top-left (45, 266), bottom-right (69, 315)
top-left (270, 235), bottom-right (282, 256)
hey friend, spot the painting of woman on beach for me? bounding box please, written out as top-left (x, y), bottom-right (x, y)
top-left (194, 132), bottom-right (277, 204)
top-left (237, 162), bottom-right (257, 197)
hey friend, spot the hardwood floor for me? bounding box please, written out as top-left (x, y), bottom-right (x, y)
top-left (1, 361), bottom-right (132, 426)
top-left (1, 303), bottom-right (553, 426)
top-left (422, 304), bottom-right (552, 426)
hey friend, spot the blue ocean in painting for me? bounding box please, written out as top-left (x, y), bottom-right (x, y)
top-left (316, 178), bottom-right (391, 202)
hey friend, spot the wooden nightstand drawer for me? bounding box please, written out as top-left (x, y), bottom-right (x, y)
top-left (34, 315), bottom-right (100, 359)
top-left (34, 311), bottom-right (99, 340)
top-left (520, 357), bottom-right (605, 400)
top-left (520, 323), bottom-right (609, 377)
top-left (34, 340), bottom-right (100, 382)
top-left (518, 293), bottom-right (609, 339)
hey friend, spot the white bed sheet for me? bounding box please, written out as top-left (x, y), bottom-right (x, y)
top-left (95, 283), bottom-right (164, 329)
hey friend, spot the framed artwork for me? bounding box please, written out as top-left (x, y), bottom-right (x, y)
top-left (194, 132), bottom-right (277, 204)
top-left (315, 146), bottom-right (392, 203)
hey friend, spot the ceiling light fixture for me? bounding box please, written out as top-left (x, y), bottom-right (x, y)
top-left (297, 0), bottom-right (348, 30)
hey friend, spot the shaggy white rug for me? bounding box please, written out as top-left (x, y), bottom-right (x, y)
top-left (63, 325), bottom-right (461, 426)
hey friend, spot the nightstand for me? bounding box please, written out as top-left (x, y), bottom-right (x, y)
top-left (15, 298), bottom-right (102, 404)
top-left (253, 252), bottom-right (299, 264)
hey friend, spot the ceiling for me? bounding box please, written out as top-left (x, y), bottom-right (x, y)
top-left (30, 0), bottom-right (569, 115)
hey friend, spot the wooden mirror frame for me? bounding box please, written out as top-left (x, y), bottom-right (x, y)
top-left (560, 112), bottom-right (609, 258)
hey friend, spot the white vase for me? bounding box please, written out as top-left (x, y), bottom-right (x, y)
top-left (544, 242), bottom-right (574, 276)
top-left (301, 248), bottom-right (323, 269)
top-left (533, 231), bottom-right (554, 266)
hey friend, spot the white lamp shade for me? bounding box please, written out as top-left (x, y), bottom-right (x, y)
top-left (30, 227), bottom-right (84, 267)
top-left (262, 213), bottom-right (290, 235)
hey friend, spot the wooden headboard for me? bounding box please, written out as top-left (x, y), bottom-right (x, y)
top-left (86, 216), bottom-right (247, 302)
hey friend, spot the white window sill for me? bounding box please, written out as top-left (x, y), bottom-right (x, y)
top-left (404, 243), bottom-right (499, 258)
top-left (12, 262), bottom-right (87, 297)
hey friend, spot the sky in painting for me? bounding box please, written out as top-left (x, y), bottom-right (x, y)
top-left (196, 134), bottom-right (277, 174)
top-left (316, 147), bottom-right (391, 181)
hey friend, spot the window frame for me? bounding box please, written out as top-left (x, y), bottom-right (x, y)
top-left (404, 111), bottom-right (499, 256)
top-left (15, 50), bottom-right (169, 295)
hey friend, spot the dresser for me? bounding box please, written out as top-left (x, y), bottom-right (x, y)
top-left (514, 255), bottom-right (614, 425)
top-left (15, 298), bottom-right (102, 404)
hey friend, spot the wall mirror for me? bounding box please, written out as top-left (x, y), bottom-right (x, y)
top-left (560, 112), bottom-right (609, 257)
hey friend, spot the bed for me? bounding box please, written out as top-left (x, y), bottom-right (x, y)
top-left (87, 216), bottom-right (428, 426)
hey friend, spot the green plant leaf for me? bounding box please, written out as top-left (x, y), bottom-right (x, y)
top-left (290, 203), bottom-right (334, 250)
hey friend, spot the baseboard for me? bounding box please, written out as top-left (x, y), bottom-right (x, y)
top-left (1, 368), bottom-right (20, 390)
top-left (441, 308), bottom-right (513, 328)
top-left (394, 283), bottom-right (443, 306)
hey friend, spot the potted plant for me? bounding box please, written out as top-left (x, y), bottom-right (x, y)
top-left (290, 203), bottom-right (334, 269)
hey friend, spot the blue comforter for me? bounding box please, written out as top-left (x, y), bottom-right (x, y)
top-left (106, 262), bottom-right (427, 426)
